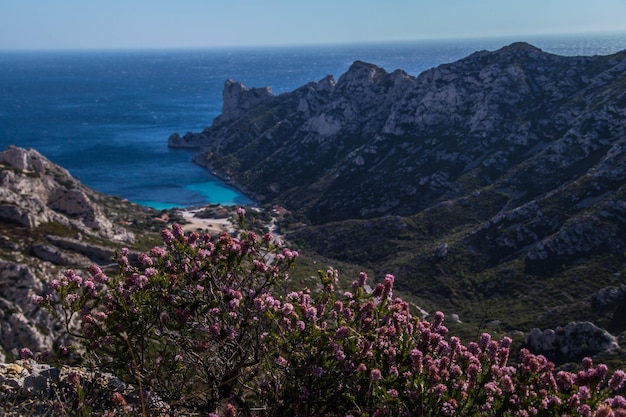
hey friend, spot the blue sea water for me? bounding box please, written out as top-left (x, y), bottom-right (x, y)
top-left (1, 33), bottom-right (625, 210)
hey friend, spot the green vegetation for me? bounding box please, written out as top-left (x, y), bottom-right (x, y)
top-left (29, 217), bottom-right (626, 416)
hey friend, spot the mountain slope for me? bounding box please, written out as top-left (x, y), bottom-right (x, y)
top-left (172, 42), bottom-right (626, 223)
top-left (170, 43), bottom-right (626, 346)
top-left (0, 146), bottom-right (167, 361)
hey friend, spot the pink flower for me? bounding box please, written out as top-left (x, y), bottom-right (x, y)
top-left (304, 305), bottom-right (317, 320)
top-left (579, 385), bottom-right (592, 400)
top-left (480, 332), bottom-right (491, 349)
top-left (382, 274), bottom-right (394, 298)
top-left (442, 399), bottom-right (457, 416)
top-left (88, 264), bottom-right (109, 282)
top-left (253, 259), bottom-right (268, 272)
top-left (411, 349), bottom-right (423, 373)
top-left (336, 326), bottom-right (351, 339)
top-left (432, 311), bottom-right (445, 328)
top-left (210, 323), bottom-right (220, 337)
top-left (557, 370), bottom-right (576, 391)
top-left (112, 392), bottom-right (127, 407)
top-left (372, 283), bottom-right (384, 297)
top-left (282, 302), bottom-right (294, 315)
top-left (171, 223), bottom-right (184, 239)
top-left (370, 368), bottom-right (382, 381)
top-left (500, 336), bottom-right (513, 349)
top-left (502, 375), bottom-right (515, 393)
top-left (83, 279), bottom-right (97, 296)
top-left (161, 229), bottom-right (174, 245)
top-left (311, 365), bottom-right (324, 378)
top-left (224, 403), bottom-right (237, 417)
top-left (609, 370), bottom-right (626, 391)
top-left (138, 253), bottom-right (153, 267)
top-left (609, 395), bottom-right (626, 408)
top-left (577, 404), bottom-right (592, 417)
top-left (20, 347), bottom-right (33, 359)
top-left (431, 384), bottom-right (447, 397)
top-left (594, 405), bottom-right (615, 417)
top-left (596, 363), bottom-right (609, 382)
top-left (149, 246), bottom-right (167, 258)
top-left (467, 363), bottom-right (480, 387)
top-left (358, 271), bottom-right (368, 287)
top-left (65, 293), bottom-right (78, 304)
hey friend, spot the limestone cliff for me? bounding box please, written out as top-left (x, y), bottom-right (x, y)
top-left (172, 42), bottom-right (625, 223)
top-left (0, 146), bottom-right (133, 242)
top-left (169, 43), bottom-right (626, 349)
top-left (0, 146), bottom-right (162, 361)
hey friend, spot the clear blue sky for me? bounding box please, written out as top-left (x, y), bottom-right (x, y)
top-left (2, 0), bottom-right (626, 50)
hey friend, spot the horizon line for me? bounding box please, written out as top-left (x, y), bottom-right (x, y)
top-left (1, 30), bottom-right (625, 54)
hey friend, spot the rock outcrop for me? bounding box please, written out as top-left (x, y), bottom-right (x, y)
top-left (525, 322), bottom-right (619, 360)
top-left (0, 359), bottom-right (170, 415)
top-left (0, 146), bottom-right (134, 243)
top-left (0, 146), bottom-right (164, 362)
top-left (0, 261), bottom-right (62, 362)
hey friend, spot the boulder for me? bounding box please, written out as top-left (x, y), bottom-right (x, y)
top-left (525, 321), bottom-right (619, 359)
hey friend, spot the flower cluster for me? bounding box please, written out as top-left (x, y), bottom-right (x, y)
top-left (36, 212), bottom-right (626, 416)
top-left (254, 268), bottom-right (626, 416)
top-left (39, 220), bottom-right (297, 410)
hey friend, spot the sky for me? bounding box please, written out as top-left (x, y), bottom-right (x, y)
top-left (1, 0), bottom-right (626, 50)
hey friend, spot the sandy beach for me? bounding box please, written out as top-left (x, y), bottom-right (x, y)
top-left (178, 209), bottom-right (235, 234)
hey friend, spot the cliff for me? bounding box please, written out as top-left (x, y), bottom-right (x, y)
top-left (0, 146), bottom-right (164, 362)
top-left (169, 43), bottom-right (626, 345)
top-left (172, 42), bottom-right (625, 223)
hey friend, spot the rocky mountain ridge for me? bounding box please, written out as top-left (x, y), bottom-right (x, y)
top-left (170, 42), bottom-right (626, 222)
top-left (169, 42), bottom-right (626, 349)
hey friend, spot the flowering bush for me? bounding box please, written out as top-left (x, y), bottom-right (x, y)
top-left (257, 269), bottom-right (626, 417)
top-left (37, 211), bottom-right (626, 416)
top-left (39, 211), bottom-right (298, 412)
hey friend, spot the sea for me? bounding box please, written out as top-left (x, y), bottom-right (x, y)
top-left (1, 33), bottom-right (626, 210)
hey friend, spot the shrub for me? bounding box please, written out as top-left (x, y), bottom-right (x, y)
top-left (37, 210), bottom-right (626, 416)
top-left (39, 209), bottom-right (297, 412)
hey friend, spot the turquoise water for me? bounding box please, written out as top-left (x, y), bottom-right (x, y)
top-left (137, 180), bottom-right (251, 210)
top-left (1, 33), bottom-right (625, 209)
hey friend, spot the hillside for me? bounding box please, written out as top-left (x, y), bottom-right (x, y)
top-left (0, 146), bottom-right (170, 362)
top-left (170, 42), bottom-right (626, 359)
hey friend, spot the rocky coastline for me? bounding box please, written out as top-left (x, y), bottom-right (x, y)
top-left (167, 41), bottom-right (626, 355)
top-left (2, 41), bottom-right (626, 413)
